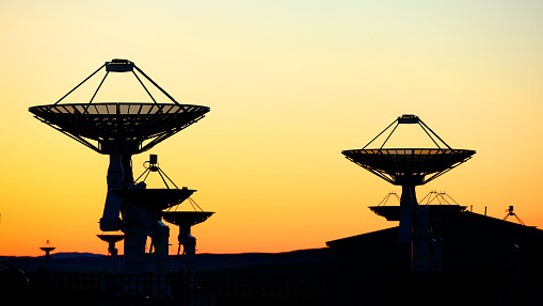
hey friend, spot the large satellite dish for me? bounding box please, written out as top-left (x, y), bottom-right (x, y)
top-left (342, 114), bottom-right (475, 186)
top-left (342, 114), bottom-right (475, 243)
top-left (28, 59), bottom-right (211, 273)
top-left (28, 59), bottom-right (209, 154)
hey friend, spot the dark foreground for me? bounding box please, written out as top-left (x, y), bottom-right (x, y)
top-left (1, 247), bottom-right (543, 306)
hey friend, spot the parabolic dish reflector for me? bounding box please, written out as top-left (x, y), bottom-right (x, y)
top-left (28, 59), bottom-right (210, 154)
top-left (29, 102), bottom-right (209, 154)
top-left (97, 234), bottom-right (125, 243)
top-left (342, 114), bottom-right (476, 185)
top-left (113, 188), bottom-right (196, 210)
top-left (162, 211), bottom-right (214, 227)
top-left (342, 148), bottom-right (475, 185)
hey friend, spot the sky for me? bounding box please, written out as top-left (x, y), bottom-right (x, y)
top-left (0, 0), bottom-right (542, 257)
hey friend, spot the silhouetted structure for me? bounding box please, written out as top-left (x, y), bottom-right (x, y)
top-left (504, 205), bottom-right (525, 225)
top-left (133, 154), bottom-right (215, 258)
top-left (97, 233), bottom-right (124, 257)
top-left (21, 96), bottom-right (543, 305)
top-left (28, 59), bottom-right (210, 273)
top-left (97, 233), bottom-right (124, 272)
top-left (326, 205), bottom-right (543, 306)
top-left (39, 240), bottom-right (55, 259)
top-left (162, 210), bottom-right (214, 256)
top-left (162, 207), bottom-right (214, 289)
top-left (341, 114), bottom-right (475, 271)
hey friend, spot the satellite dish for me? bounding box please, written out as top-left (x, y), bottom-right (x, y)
top-left (29, 59), bottom-right (210, 273)
top-left (342, 114), bottom-right (475, 242)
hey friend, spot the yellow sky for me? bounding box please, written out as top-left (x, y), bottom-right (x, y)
top-left (1, 0), bottom-right (542, 256)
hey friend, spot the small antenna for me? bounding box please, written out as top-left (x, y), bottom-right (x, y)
top-left (503, 205), bottom-right (525, 225)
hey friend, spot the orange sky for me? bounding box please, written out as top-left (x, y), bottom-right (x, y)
top-left (1, 1), bottom-right (542, 257)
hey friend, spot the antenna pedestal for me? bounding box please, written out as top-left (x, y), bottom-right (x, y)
top-left (398, 184), bottom-right (417, 243)
top-left (100, 154), bottom-right (135, 231)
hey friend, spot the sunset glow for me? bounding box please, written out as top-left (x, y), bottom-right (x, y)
top-left (1, 0), bottom-right (542, 257)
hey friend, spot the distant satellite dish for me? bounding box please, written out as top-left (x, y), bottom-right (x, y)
top-left (342, 114), bottom-right (475, 243)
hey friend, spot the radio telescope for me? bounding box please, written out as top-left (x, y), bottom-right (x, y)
top-left (29, 59), bottom-right (210, 272)
top-left (342, 114), bottom-right (475, 244)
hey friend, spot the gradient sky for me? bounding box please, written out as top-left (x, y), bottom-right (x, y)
top-left (1, 0), bottom-right (542, 257)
